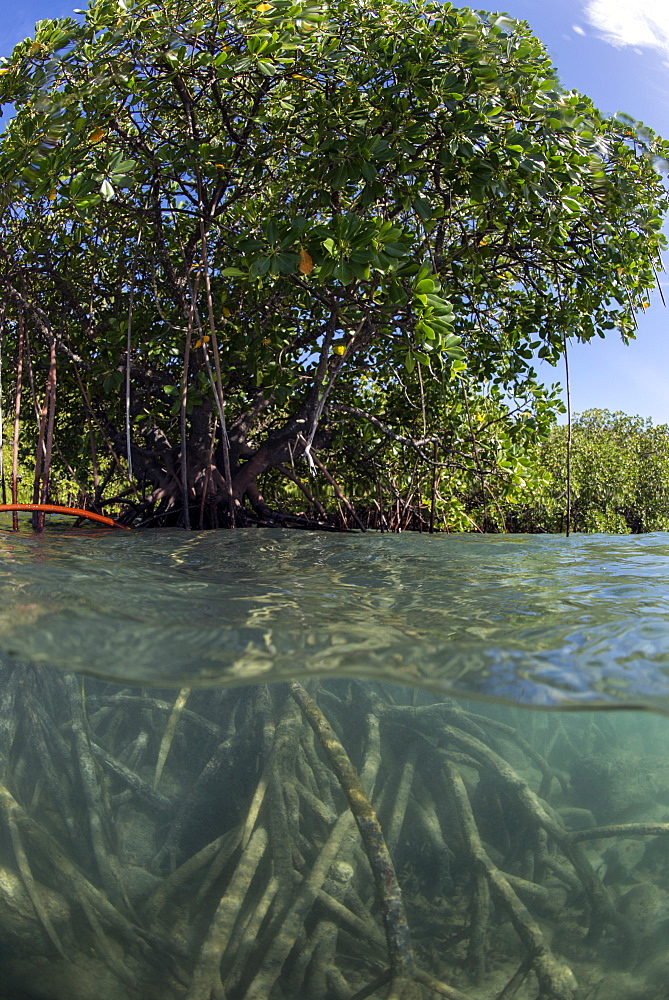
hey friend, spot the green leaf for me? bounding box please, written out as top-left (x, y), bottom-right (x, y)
top-left (430, 318), bottom-right (454, 336)
top-left (110, 159), bottom-right (136, 174)
top-left (425, 294), bottom-right (453, 314)
top-left (334, 261), bottom-right (354, 284)
top-left (348, 259), bottom-right (371, 280)
top-left (412, 197), bottom-right (432, 219)
top-left (381, 243), bottom-right (408, 258)
top-left (250, 257), bottom-right (271, 278)
top-left (103, 370), bottom-right (123, 393)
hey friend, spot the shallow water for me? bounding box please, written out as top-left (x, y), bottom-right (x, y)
top-left (1, 522), bottom-right (669, 709)
top-left (2, 667), bottom-right (669, 1000)
top-left (2, 521), bottom-right (669, 1000)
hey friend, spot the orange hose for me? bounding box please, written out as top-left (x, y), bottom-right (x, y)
top-left (0, 503), bottom-right (131, 530)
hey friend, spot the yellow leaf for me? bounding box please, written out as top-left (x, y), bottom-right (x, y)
top-left (214, 163), bottom-right (226, 169)
top-left (88, 128), bottom-right (105, 143)
top-left (262, 338), bottom-right (271, 345)
top-left (332, 344), bottom-right (346, 355)
top-left (0, 68), bottom-right (12, 75)
top-left (222, 307), bottom-right (231, 317)
top-left (203, 334), bottom-right (211, 343)
top-left (298, 249), bottom-right (314, 275)
top-left (292, 74), bottom-right (310, 80)
top-left (194, 339), bottom-right (202, 348)
top-left (255, 3), bottom-right (273, 10)
top-left (48, 189), bottom-right (57, 201)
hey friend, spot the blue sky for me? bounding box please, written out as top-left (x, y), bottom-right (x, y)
top-left (473, 0), bottom-right (669, 426)
top-left (2, 0), bottom-right (669, 424)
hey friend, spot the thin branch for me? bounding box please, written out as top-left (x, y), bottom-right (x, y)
top-left (11, 311), bottom-right (24, 529)
top-left (564, 334), bottom-right (572, 537)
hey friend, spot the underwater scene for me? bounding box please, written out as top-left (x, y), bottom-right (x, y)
top-left (2, 527), bottom-right (669, 999)
top-left (3, 669), bottom-right (669, 1000)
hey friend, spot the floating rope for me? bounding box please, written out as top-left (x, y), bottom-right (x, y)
top-left (0, 503), bottom-right (131, 530)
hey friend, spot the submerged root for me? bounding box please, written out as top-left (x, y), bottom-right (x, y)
top-left (0, 663), bottom-right (668, 1000)
top-left (7, 809), bottom-right (67, 959)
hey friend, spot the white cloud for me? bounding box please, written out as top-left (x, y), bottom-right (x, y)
top-left (572, 24), bottom-right (586, 36)
top-left (584, 0), bottom-right (669, 56)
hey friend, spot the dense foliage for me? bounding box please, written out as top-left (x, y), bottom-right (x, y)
top-left (0, 0), bottom-right (666, 529)
top-left (496, 409), bottom-right (669, 535)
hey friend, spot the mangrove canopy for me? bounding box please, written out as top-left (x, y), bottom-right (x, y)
top-left (0, 0), bottom-right (667, 528)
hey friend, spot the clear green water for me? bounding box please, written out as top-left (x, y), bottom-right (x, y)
top-left (2, 522), bottom-right (669, 1000)
top-left (2, 523), bottom-right (669, 709)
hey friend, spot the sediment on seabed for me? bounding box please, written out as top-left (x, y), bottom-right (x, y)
top-left (0, 664), bottom-right (669, 1000)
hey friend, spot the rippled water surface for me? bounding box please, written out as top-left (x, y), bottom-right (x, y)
top-left (2, 521), bottom-right (669, 710)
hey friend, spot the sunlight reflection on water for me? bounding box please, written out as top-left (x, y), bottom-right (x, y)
top-left (1, 521), bottom-right (669, 709)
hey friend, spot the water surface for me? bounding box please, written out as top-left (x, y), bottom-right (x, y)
top-left (3, 523), bottom-right (669, 1000)
top-left (2, 522), bottom-right (669, 709)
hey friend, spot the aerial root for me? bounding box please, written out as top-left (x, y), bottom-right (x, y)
top-left (289, 681), bottom-right (415, 983)
top-left (24, 694), bottom-right (82, 857)
top-left (0, 779), bottom-right (147, 988)
top-left (289, 681), bottom-right (472, 1000)
top-left (381, 702), bottom-right (629, 944)
top-left (442, 760), bottom-right (577, 1000)
top-left (222, 874), bottom-right (280, 994)
top-left (153, 686), bottom-right (191, 790)
top-left (7, 808), bottom-right (67, 958)
top-left (186, 825), bottom-right (269, 1000)
top-left (568, 821), bottom-right (669, 843)
top-left (64, 673), bottom-right (131, 912)
top-left (2, 663), bottom-right (668, 1000)
top-left (91, 739), bottom-right (172, 812)
top-left (143, 832), bottom-right (231, 925)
